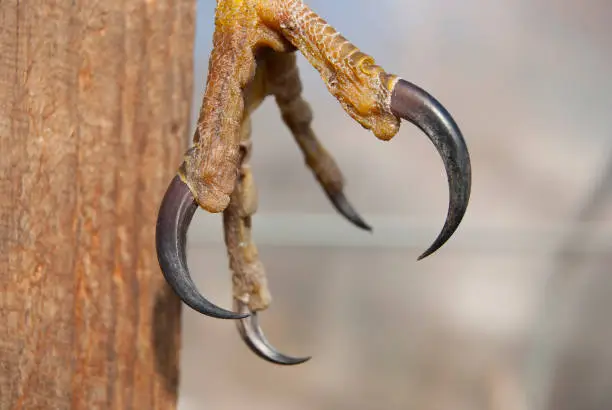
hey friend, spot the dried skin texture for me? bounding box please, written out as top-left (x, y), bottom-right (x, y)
top-left (210, 0), bottom-right (388, 309)
top-left (225, 50), bottom-right (359, 312)
top-left (266, 52), bottom-right (345, 195)
top-left (258, 0), bottom-right (401, 140)
top-left (182, 14), bottom-right (252, 213)
top-left (182, 2), bottom-right (291, 214)
top-left (0, 0), bottom-right (193, 408)
top-left (223, 115), bottom-right (272, 312)
top-left (184, 0), bottom-right (400, 217)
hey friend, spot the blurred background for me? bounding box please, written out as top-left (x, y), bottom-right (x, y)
top-left (178, 1), bottom-right (612, 409)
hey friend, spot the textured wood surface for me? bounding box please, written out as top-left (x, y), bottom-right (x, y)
top-left (0, 0), bottom-right (195, 408)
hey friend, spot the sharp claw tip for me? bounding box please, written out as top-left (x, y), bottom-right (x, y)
top-left (347, 215), bottom-right (371, 232)
top-left (157, 173), bottom-right (252, 321)
top-left (417, 242), bottom-right (443, 261)
top-left (236, 304), bottom-right (311, 365)
top-left (270, 355), bottom-right (312, 366)
top-left (390, 78), bottom-right (471, 258)
top-left (290, 356), bottom-right (312, 365)
top-left (356, 220), bottom-right (373, 232)
top-left (325, 190), bottom-right (372, 232)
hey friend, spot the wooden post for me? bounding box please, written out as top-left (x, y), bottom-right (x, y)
top-left (0, 0), bottom-right (195, 408)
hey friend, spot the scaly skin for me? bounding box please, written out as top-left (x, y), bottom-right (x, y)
top-left (222, 55), bottom-right (271, 313)
top-left (185, 0), bottom-right (403, 311)
top-left (266, 51), bottom-right (346, 198)
top-left (180, 1), bottom-right (288, 213)
top-left (225, 49), bottom-right (354, 312)
top-left (257, 0), bottom-right (401, 140)
top-left (182, 0), bottom-right (400, 215)
top-left (156, 0), bottom-right (471, 364)
top-left (223, 115), bottom-right (272, 312)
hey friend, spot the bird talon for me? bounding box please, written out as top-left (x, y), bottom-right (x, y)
top-left (325, 190), bottom-right (372, 231)
top-left (155, 173), bottom-right (249, 320)
top-left (235, 300), bottom-right (312, 366)
top-left (155, 0), bottom-right (472, 366)
top-left (266, 52), bottom-right (373, 232)
top-left (388, 79), bottom-right (471, 259)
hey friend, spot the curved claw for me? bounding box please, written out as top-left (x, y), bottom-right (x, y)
top-left (389, 79), bottom-right (472, 260)
top-left (156, 174), bottom-right (249, 320)
top-left (324, 190), bottom-right (372, 231)
top-left (235, 300), bottom-right (311, 366)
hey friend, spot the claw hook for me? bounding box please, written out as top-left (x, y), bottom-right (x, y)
top-left (324, 190), bottom-right (372, 231)
top-left (389, 78), bottom-right (472, 260)
top-left (156, 173), bottom-right (249, 320)
top-left (235, 300), bottom-right (311, 366)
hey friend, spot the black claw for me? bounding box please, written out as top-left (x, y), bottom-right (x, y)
top-left (324, 190), bottom-right (372, 231)
top-left (389, 78), bottom-right (471, 260)
top-left (235, 300), bottom-right (311, 366)
top-left (156, 174), bottom-right (249, 320)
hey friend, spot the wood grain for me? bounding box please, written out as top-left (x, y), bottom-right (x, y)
top-left (0, 0), bottom-right (195, 408)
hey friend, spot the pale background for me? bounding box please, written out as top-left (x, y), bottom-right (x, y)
top-left (178, 1), bottom-right (612, 409)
